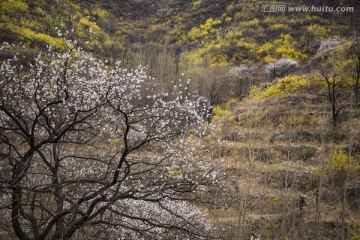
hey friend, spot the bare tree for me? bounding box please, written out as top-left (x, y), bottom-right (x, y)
top-left (188, 66), bottom-right (230, 106)
top-left (0, 42), bottom-right (221, 240)
top-left (228, 65), bottom-right (258, 99)
top-left (312, 57), bottom-right (347, 130)
top-left (347, 34), bottom-right (360, 105)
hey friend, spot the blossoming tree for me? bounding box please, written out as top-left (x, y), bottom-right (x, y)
top-left (265, 58), bottom-right (299, 79)
top-left (0, 42), bottom-right (220, 240)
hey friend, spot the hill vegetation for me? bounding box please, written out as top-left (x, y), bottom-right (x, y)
top-left (1, 0), bottom-right (360, 239)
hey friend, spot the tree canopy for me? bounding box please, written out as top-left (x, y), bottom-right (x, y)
top-left (0, 41), bottom-right (221, 240)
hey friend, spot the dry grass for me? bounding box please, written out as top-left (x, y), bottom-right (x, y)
top-left (203, 92), bottom-right (360, 239)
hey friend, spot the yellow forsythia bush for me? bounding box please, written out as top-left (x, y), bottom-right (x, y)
top-left (251, 75), bottom-right (310, 100)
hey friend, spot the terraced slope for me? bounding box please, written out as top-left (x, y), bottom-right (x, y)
top-left (204, 92), bottom-right (360, 239)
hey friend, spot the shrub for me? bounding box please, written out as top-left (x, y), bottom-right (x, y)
top-left (265, 58), bottom-right (300, 78)
top-left (257, 34), bottom-right (307, 63)
top-left (4, 24), bottom-right (66, 48)
top-left (328, 149), bottom-right (348, 173)
top-left (212, 104), bottom-right (235, 123)
top-left (282, 111), bottom-right (317, 129)
top-left (325, 149), bottom-right (360, 184)
top-left (251, 75), bottom-right (310, 100)
top-left (270, 23), bottom-right (290, 31)
top-left (318, 36), bottom-right (345, 53)
top-left (308, 24), bottom-right (331, 39)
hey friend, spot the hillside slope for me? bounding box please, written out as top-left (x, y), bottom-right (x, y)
top-left (1, 1), bottom-right (359, 58)
top-left (1, 1), bottom-right (360, 239)
top-left (204, 89), bottom-right (360, 239)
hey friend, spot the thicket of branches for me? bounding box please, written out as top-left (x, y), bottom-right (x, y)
top-left (0, 41), bottom-right (221, 240)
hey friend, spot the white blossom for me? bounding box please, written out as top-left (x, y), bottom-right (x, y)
top-left (0, 42), bottom-right (220, 240)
